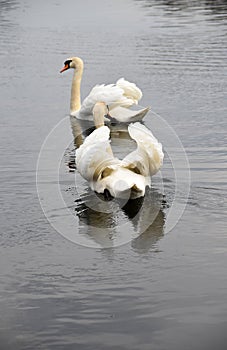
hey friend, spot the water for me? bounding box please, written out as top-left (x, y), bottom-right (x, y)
top-left (0, 0), bottom-right (227, 349)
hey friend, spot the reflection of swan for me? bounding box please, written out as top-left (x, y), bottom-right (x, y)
top-left (73, 186), bottom-right (165, 250)
top-left (75, 102), bottom-right (164, 198)
top-left (132, 210), bottom-right (165, 253)
top-left (60, 56), bottom-right (150, 122)
top-left (74, 191), bottom-right (117, 248)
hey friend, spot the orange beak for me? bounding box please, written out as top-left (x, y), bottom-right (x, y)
top-left (60, 64), bottom-right (69, 73)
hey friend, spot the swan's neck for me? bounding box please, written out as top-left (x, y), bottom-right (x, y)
top-left (70, 68), bottom-right (83, 114)
top-left (93, 102), bottom-right (107, 128)
top-left (93, 111), bottom-right (105, 128)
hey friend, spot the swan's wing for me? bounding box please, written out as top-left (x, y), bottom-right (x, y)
top-left (77, 124), bottom-right (110, 151)
top-left (78, 82), bottom-right (144, 120)
top-left (116, 78), bottom-right (142, 104)
top-left (123, 122), bottom-right (164, 177)
top-left (76, 126), bottom-right (117, 182)
top-left (79, 84), bottom-right (129, 118)
top-left (109, 106), bottom-right (150, 123)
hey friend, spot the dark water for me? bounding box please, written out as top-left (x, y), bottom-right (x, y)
top-left (0, 0), bottom-right (227, 349)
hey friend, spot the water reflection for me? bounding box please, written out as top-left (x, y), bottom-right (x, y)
top-left (132, 210), bottom-right (165, 253)
top-left (74, 187), bottom-right (165, 250)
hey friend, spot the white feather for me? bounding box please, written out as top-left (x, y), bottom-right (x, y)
top-left (109, 106), bottom-right (150, 123)
top-left (76, 126), bottom-right (117, 182)
top-left (116, 78), bottom-right (143, 104)
top-left (78, 84), bottom-right (126, 118)
top-left (123, 122), bottom-right (164, 177)
top-left (77, 82), bottom-right (144, 120)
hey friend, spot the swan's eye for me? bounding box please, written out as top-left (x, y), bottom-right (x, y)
top-left (64, 59), bottom-right (72, 67)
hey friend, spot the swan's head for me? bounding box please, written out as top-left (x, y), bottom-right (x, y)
top-left (60, 56), bottom-right (84, 73)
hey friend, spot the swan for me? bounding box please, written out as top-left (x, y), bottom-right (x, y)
top-left (75, 102), bottom-right (164, 198)
top-left (60, 57), bottom-right (150, 122)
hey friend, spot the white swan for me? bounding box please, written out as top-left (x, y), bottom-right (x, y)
top-left (60, 57), bottom-right (150, 122)
top-left (75, 102), bottom-right (163, 198)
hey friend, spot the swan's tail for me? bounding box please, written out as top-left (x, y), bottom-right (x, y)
top-left (109, 106), bottom-right (150, 123)
top-left (98, 167), bottom-right (146, 199)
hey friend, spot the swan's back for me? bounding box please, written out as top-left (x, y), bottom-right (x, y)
top-left (79, 85), bottom-right (124, 118)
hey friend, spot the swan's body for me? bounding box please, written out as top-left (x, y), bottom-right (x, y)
top-left (60, 57), bottom-right (150, 122)
top-left (75, 103), bottom-right (163, 198)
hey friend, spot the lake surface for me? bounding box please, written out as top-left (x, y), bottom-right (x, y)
top-left (0, 0), bottom-right (227, 349)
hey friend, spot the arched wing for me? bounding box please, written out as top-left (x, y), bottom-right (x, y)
top-left (76, 126), bottom-right (116, 181)
top-left (123, 122), bottom-right (164, 177)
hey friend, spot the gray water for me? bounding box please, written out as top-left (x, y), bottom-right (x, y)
top-left (0, 0), bottom-right (227, 349)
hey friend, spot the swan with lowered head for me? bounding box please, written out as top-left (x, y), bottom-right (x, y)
top-left (75, 102), bottom-right (163, 199)
top-left (60, 57), bottom-right (150, 122)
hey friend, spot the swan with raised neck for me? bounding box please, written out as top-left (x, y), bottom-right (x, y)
top-left (60, 57), bottom-right (84, 115)
top-left (60, 56), bottom-right (150, 122)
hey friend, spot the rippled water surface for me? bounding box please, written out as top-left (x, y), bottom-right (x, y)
top-left (0, 0), bottom-right (227, 349)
